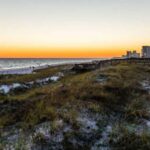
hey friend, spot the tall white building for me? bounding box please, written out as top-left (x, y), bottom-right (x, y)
top-left (142, 46), bottom-right (150, 58)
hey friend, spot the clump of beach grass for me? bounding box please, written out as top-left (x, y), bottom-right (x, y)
top-left (125, 97), bottom-right (149, 121)
top-left (110, 124), bottom-right (150, 150)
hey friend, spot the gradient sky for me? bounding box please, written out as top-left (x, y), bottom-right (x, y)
top-left (0, 0), bottom-right (150, 58)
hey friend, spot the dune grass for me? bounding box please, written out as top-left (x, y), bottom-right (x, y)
top-left (110, 123), bottom-right (150, 150)
top-left (0, 63), bottom-right (150, 136)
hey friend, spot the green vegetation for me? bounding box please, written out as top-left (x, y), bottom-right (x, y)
top-left (110, 124), bottom-right (150, 150)
top-left (1, 63), bottom-right (150, 149)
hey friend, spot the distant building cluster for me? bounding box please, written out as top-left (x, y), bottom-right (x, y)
top-left (122, 46), bottom-right (150, 58)
top-left (125, 50), bottom-right (140, 58)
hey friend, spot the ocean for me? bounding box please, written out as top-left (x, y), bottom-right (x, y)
top-left (0, 58), bottom-right (102, 70)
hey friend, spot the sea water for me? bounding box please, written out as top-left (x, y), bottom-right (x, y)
top-left (0, 58), bottom-right (102, 70)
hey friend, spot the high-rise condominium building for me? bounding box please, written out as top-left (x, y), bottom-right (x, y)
top-left (142, 46), bottom-right (150, 58)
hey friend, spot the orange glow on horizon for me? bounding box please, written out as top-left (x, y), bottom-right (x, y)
top-left (0, 0), bottom-right (149, 58)
top-left (0, 45), bottom-right (142, 58)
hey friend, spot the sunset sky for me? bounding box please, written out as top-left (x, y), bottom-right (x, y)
top-left (0, 0), bottom-right (150, 58)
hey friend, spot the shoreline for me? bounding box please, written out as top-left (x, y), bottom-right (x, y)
top-left (0, 59), bottom-right (102, 75)
top-left (0, 65), bottom-right (49, 75)
top-left (1, 57), bottom-right (150, 75)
